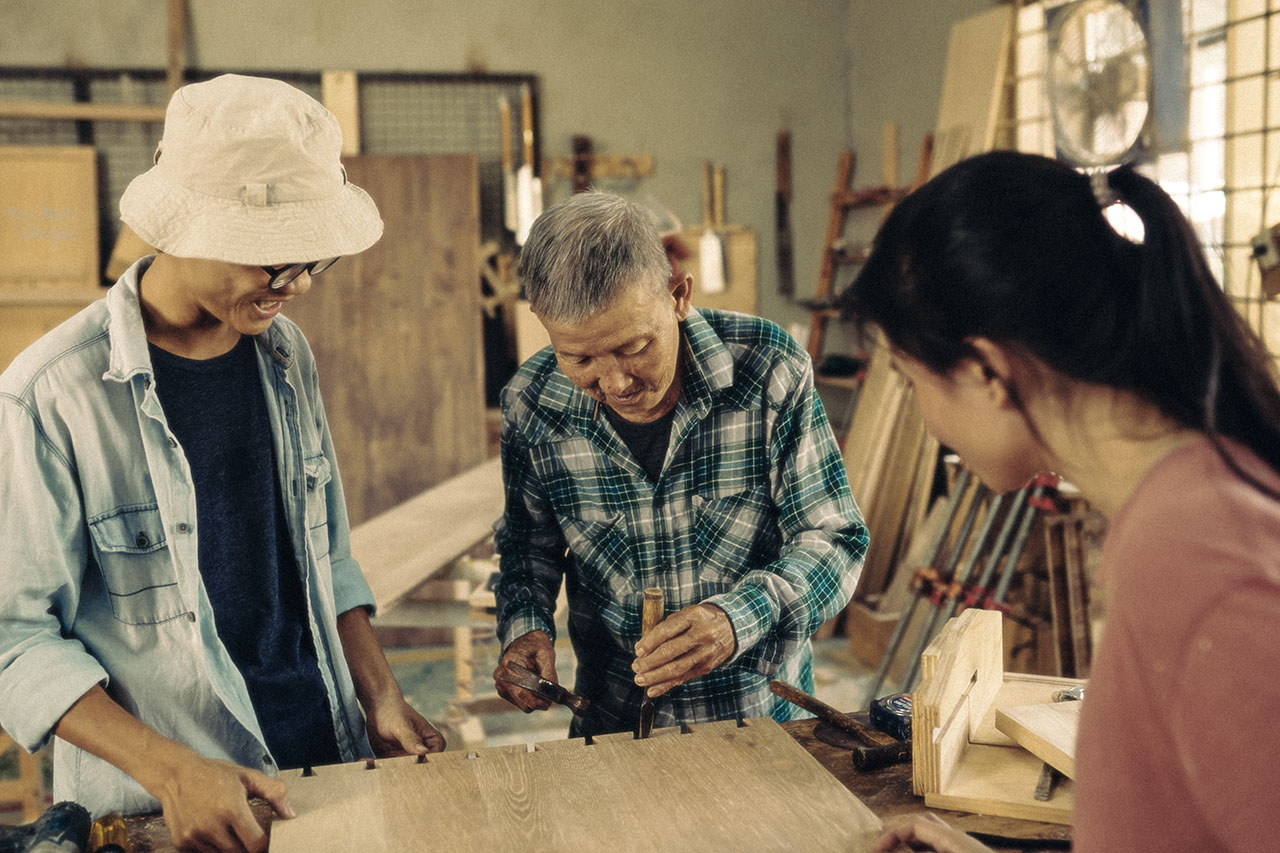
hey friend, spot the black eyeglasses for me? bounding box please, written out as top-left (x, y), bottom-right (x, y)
top-left (262, 257), bottom-right (341, 290)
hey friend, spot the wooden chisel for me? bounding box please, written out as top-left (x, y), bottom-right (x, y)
top-left (496, 662), bottom-right (591, 717)
top-left (636, 587), bottom-right (664, 738)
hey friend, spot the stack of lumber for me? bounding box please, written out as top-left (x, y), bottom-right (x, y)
top-left (842, 343), bottom-right (940, 606)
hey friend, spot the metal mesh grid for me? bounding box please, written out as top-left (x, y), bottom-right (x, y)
top-left (0, 69), bottom-right (534, 282)
top-left (360, 77), bottom-right (530, 240)
top-left (87, 74), bottom-right (167, 239)
top-left (0, 77), bottom-right (79, 145)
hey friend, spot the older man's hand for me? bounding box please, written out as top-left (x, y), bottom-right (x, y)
top-left (632, 603), bottom-right (736, 698)
top-left (494, 630), bottom-right (557, 712)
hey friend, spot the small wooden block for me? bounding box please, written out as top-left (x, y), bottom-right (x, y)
top-left (995, 701), bottom-right (1081, 779)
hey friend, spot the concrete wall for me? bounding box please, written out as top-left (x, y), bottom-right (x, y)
top-left (3, 0), bottom-right (849, 333)
top-left (2, 0), bottom-right (995, 334)
top-left (819, 0), bottom-right (997, 363)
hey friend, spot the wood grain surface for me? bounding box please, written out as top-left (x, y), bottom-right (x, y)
top-left (121, 716), bottom-right (1072, 851)
top-left (270, 718), bottom-right (881, 852)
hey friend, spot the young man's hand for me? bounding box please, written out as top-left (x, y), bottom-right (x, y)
top-left (336, 606), bottom-right (446, 756)
top-left (363, 695), bottom-right (446, 756)
top-left (146, 752), bottom-right (292, 852)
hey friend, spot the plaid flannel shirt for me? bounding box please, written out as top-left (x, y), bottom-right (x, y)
top-left (494, 308), bottom-right (867, 735)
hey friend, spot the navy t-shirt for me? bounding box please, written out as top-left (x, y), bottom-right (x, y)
top-left (149, 335), bottom-right (341, 770)
top-left (604, 405), bottom-right (676, 482)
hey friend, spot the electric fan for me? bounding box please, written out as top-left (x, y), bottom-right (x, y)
top-left (1048, 0), bottom-right (1152, 167)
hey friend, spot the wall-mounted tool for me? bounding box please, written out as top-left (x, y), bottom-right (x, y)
top-left (499, 96), bottom-right (518, 233)
top-left (514, 84), bottom-right (543, 246)
top-left (775, 130), bottom-right (795, 297)
top-left (699, 161), bottom-right (726, 294)
top-left (496, 662), bottom-right (591, 717)
top-left (636, 587), bottom-right (665, 738)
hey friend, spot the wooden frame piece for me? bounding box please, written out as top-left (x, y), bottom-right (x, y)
top-left (995, 700), bottom-right (1081, 779)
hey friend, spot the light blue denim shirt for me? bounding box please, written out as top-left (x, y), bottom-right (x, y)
top-left (0, 256), bottom-right (375, 817)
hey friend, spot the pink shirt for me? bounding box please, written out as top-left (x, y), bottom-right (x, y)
top-left (1074, 438), bottom-right (1280, 851)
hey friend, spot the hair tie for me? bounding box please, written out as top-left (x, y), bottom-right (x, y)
top-left (1090, 170), bottom-right (1115, 209)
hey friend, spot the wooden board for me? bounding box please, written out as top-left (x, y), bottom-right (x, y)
top-left (271, 718), bottom-right (882, 851)
top-left (0, 145), bottom-right (101, 294)
top-left (283, 154), bottom-right (486, 526)
top-left (931, 5), bottom-right (1015, 177)
top-left (354, 456), bottom-right (504, 614)
top-left (995, 701), bottom-right (1081, 780)
top-left (674, 224), bottom-right (758, 316)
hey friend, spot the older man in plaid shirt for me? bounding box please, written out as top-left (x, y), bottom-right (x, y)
top-left (492, 191), bottom-right (867, 738)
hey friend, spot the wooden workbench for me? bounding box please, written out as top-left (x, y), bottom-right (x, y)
top-left (120, 716), bottom-right (1069, 851)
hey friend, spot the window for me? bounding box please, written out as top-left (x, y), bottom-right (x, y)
top-left (1011, 0), bottom-right (1280, 355)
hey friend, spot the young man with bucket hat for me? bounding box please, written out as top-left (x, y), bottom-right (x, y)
top-left (0, 74), bottom-right (443, 851)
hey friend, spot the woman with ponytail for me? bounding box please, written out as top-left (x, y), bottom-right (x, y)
top-left (851, 151), bottom-right (1280, 852)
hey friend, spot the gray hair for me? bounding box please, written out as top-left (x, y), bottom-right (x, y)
top-left (518, 191), bottom-right (671, 323)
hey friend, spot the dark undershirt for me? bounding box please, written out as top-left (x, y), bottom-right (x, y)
top-left (149, 335), bottom-right (340, 770)
top-left (603, 405), bottom-right (676, 482)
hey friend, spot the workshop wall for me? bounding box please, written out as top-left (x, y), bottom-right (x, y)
top-left (3, 0), bottom-right (994, 335)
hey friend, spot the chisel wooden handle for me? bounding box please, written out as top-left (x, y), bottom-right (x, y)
top-left (770, 680), bottom-right (897, 748)
top-left (712, 164), bottom-right (725, 228)
top-left (520, 84), bottom-right (535, 166)
top-left (642, 587), bottom-right (664, 635)
top-left (498, 97), bottom-right (513, 173)
top-left (702, 161), bottom-right (715, 229)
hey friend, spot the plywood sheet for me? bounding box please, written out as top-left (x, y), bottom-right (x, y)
top-left (0, 146), bottom-right (101, 294)
top-left (272, 718), bottom-right (882, 852)
top-left (284, 154), bottom-right (486, 526)
top-left (924, 743), bottom-right (1074, 825)
top-left (995, 700), bottom-right (1081, 779)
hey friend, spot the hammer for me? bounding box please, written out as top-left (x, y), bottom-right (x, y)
top-left (769, 680), bottom-right (911, 770)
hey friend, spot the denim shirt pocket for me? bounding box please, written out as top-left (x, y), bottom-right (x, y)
top-left (87, 504), bottom-right (185, 625)
top-left (692, 484), bottom-right (781, 588)
top-left (303, 453), bottom-right (333, 563)
top-left (559, 511), bottom-right (637, 604)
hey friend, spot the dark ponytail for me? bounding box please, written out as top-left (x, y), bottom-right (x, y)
top-left (845, 150), bottom-right (1280, 498)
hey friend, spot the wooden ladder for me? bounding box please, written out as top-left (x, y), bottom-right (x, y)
top-left (805, 124), bottom-right (932, 382)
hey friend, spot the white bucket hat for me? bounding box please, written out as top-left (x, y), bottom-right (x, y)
top-left (119, 73), bottom-right (383, 264)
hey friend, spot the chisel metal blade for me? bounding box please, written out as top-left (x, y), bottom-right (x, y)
top-left (497, 662), bottom-right (591, 717)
